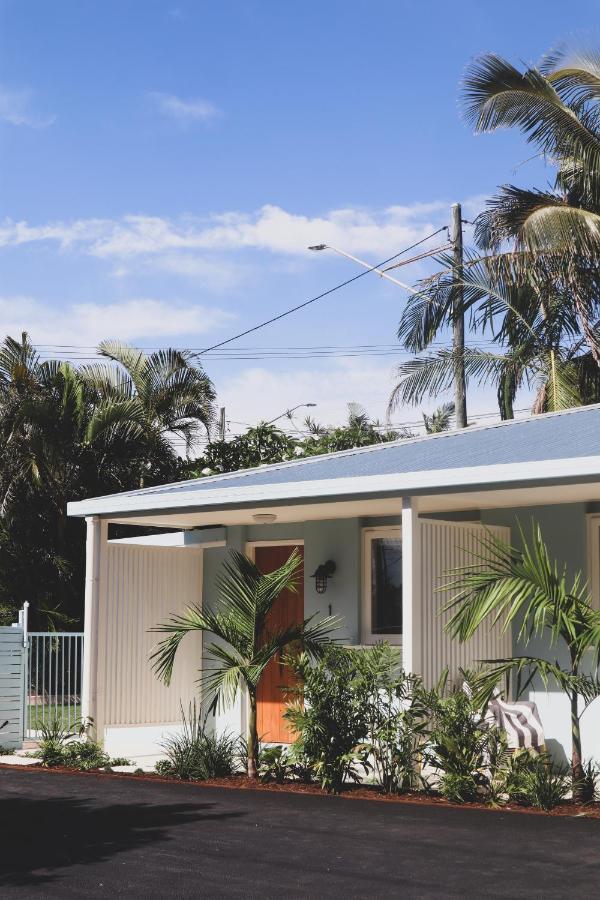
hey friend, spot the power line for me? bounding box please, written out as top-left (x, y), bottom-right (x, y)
top-left (195, 228), bottom-right (449, 355)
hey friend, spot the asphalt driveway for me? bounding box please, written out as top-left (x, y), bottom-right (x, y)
top-left (1, 769), bottom-right (598, 899)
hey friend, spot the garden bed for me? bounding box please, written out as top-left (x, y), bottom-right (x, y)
top-left (2, 762), bottom-right (599, 818)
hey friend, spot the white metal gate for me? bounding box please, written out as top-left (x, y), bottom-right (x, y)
top-left (25, 631), bottom-right (84, 739)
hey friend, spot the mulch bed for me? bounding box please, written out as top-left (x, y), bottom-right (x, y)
top-left (2, 762), bottom-right (599, 818)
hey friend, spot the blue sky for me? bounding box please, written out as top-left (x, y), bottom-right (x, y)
top-left (0, 0), bottom-right (597, 441)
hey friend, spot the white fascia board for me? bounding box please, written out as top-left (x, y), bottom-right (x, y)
top-left (67, 454), bottom-right (600, 519)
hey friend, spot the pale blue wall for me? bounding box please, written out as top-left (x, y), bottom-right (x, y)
top-left (200, 503), bottom-right (599, 763)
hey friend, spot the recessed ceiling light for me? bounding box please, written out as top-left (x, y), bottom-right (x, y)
top-left (252, 513), bottom-right (277, 524)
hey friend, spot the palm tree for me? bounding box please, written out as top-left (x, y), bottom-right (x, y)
top-left (390, 253), bottom-right (600, 419)
top-left (442, 522), bottom-right (600, 800)
top-left (462, 46), bottom-right (600, 364)
top-left (422, 402), bottom-right (455, 434)
top-left (392, 44), bottom-right (600, 419)
top-left (151, 549), bottom-right (339, 778)
top-left (81, 340), bottom-right (216, 486)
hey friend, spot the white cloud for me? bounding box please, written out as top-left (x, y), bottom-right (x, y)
top-left (0, 296), bottom-right (234, 347)
top-left (148, 92), bottom-right (221, 123)
top-left (0, 86), bottom-right (55, 128)
top-left (217, 359), bottom-right (409, 431)
top-left (0, 200), bottom-right (474, 261)
top-left (216, 359), bottom-right (516, 438)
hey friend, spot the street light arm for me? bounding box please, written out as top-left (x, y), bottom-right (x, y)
top-left (309, 244), bottom-right (419, 294)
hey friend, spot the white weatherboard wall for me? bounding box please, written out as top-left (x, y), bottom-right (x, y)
top-left (418, 520), bottom-right (512, 688)
top-left (99, 543), bottom-right (202, 759)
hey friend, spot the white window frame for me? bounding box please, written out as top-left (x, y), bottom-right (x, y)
top-left (587, 515), bottom-right (600, 611)
top-left (361, 526), bottom-right (402, 645)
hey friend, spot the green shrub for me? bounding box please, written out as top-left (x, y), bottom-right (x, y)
top-left (285, 647), bottom-right (367, 793)
top-left (160, 701), bottom-right (241, 781)
top-left (516, 755), bottom-right (571, 810)
top-left (439, 772), bottom-right (481, 804)
top-left (109, 757), bottom-right (132, 767)
top-left (63, 740), bottom-right (110, 771)
top-left (352, 644), bottom-right (428, 794)
top-left (574, 759), bottom-right (600, 804)
top-left (423, 684), bottom-right (492, 803)
top-left (259, 745), bottom-right (291, 783)
top-left (36, 718), bottom-right (74, 767)
top-left (35, 717), bottom-right (112, 770)
top-left (155, 759), bottom-right (173, 776)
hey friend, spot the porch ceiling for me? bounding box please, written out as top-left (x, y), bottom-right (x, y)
top-left (105, 479), bottom-right (600, 530)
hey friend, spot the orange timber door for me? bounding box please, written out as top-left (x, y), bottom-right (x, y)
top-left (255, 544), bottom-right (304, 743)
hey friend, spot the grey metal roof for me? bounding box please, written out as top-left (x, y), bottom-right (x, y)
top-left (97, 403), bottom-right (600, 502)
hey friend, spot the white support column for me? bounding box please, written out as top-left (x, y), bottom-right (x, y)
top-left (82, 516), bottom-right (107, 737)
top-left (402, 496), bottom-right (422, 676)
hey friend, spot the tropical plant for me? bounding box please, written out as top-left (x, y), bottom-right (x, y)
top-left (157, 701), bottom-right (241, 780)
top-left (422, 680), bottom-right (493, 803)
top-left (390, 252), bottom-right (600, 421)
top-left (81, 340), bottom-right (216, 485)
top-left (188, 423), bottom-right (299, 476)
top-left (62, 740), bottom-right (110, 771)
top-left (0, 333), bottom-right (204, 626)
top-left (258, 745), bottom-right (293, 784)
top-left (463, 47), bottom-right (600, 362)
top-left (352, 644), bottom-right (428, 793)
top-left (152, 549), bottom-right (339, 778)
top-left (285, 646), bottom-right (367, 793)
top-left (507, 753), bottom-right (571, 810)
top-left (391, 44), bottom-right (600, 420)
top-left (443, 522), bottom-right (600, 801)
top-left (422, 402), bottom-right (455, 434)
top-left (35, 716), bottom-right (93, 767)
top-left (302, 403), bottom-right (408, 455)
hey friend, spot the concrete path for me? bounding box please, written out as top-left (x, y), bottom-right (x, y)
top-left (1, 768), bottom-right (598, 898)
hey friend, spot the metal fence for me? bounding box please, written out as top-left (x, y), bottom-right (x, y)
top-left (25, 632), bottom-right (84, 739)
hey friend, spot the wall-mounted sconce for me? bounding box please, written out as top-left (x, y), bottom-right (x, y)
top-left (311, 560), bottom-right (336, 594)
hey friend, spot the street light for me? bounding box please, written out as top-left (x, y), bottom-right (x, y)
top-left (308, 244), bottom-right (419, 293)
top-left (266, 402), bottom-right (317, 425)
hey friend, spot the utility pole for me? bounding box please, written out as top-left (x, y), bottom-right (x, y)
top-left (218, 407), bottom-right (226, 441)
top-left (451, 202), bottom-right (467, 429)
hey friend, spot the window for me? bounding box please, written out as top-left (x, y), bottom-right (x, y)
top-left (362, 528), bottom-right (402, 643)
top-left (587, 515), bottom-right (600, 611)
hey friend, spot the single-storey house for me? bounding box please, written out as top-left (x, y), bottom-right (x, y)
top-left (67, 404), bottom-right (600, 764)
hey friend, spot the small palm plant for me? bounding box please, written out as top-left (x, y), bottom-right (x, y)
top-left (442, 522), bottom-right (600, 801)
top-left (152, 549), bottom-right (339, 778)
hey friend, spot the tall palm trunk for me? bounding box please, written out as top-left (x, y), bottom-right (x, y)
top-left (247, 689), bottom-right (259, 778)
top-left (570, 690), bottom-right (584, 801)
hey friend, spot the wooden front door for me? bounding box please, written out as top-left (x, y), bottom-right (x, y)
top-left (255, 544), bottom-right (304, 743)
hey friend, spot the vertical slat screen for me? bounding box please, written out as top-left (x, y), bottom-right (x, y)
top-left (100, 545), bottom-right (203, 727)
top-left (0, 626), bottom-right (24, 750)
top-left (418, 520), bottom-right (511, 688)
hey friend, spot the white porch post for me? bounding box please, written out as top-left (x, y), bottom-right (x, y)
top-left (82, 516), bottom-right (107, 737)
top-left (402, 496), bottom-right (422, 676)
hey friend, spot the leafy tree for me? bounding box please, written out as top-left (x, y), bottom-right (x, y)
top-left (0, 333), bottom-right (215, 627)
top-left (300, 403), bottom-right (408, 455)
top-left (463, 47), bottom-right (600, 364)
top-left (152, 549), bottom-right (338, 778)
top-left (188, 403), bottom-right (409, 477)
top-left (81, 340), bottom-right (216, 486)
top-left (391, 44), bottom-right (600, 419)
top-left (391, 256), bottom-right (600, 419)
top-left (443, 522), bottom-right (600, 801)
top-left (187, 423), bottom-right (299, 477)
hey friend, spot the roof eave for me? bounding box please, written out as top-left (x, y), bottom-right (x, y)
top-left (66, 454), bottom-right (600, 519)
